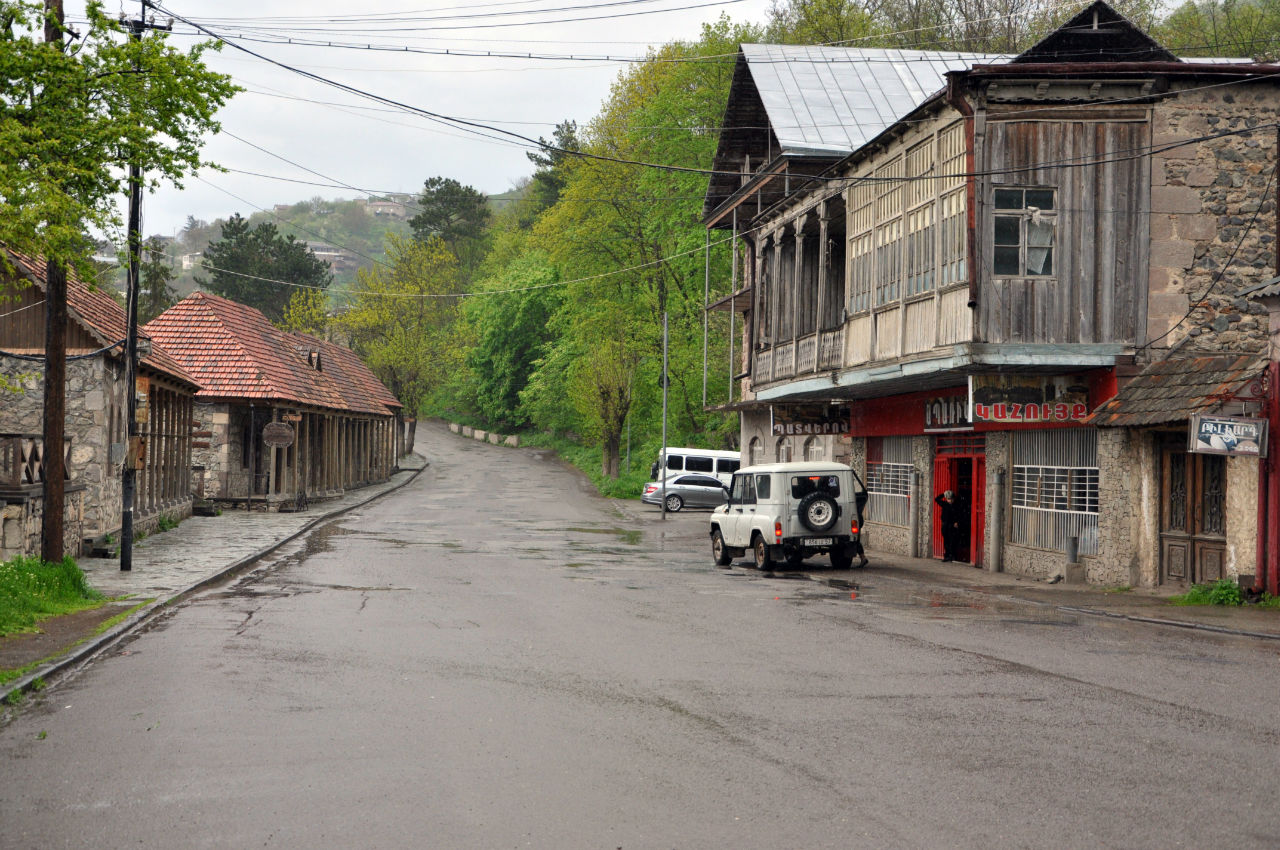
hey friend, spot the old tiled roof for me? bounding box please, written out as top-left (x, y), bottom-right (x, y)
top-left (1088, 354), bottom-right (1267, 427)
top-left (288, 332), bottom-right (401, 413)
top-left (145, 292), bottom-right (398, 416)
top-left (5, 249), bottom-right (196, 386)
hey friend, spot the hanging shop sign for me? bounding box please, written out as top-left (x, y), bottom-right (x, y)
top-left (771, 405), bottom-right (850, 436)
top-left (923, 394), bottom-right (971, 432)
top-left (262, 422), bottom-right (296, 449)
top-left (969, 375), bottom-right (1091, 424)
top-left (1188, 414), bottom-right (1268, 457)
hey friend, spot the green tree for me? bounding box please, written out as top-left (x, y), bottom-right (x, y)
top-left (338, 234), bottom-right (466, 415)
top-left (280, 286), bottom-right (330, 336)
top-left (197, 214), bottom-right (333, 324)
top-left (138, 236), bottom-right (178, 323)
top-left (765, 0), bottom-right (876, 43)
top-left (463, 253), bottom-right (562, 429)
top-left (525, 120), bottom-right (582, 217)
top-left (0, 1), bottom-right (236, 273)
top-left (408, 176), bottom-right (491, 275)
top-left (1156, 0), bottom-right (1280, 58)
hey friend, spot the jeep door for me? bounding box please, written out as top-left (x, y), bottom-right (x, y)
top-left (722, 472), bottom-right (757, 547)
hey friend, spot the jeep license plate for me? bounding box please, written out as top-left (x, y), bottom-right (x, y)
top-left (804, 537), bottom-right (833, 546)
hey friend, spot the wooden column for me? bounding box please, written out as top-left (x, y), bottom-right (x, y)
top-left (816, 203), bottom-right (830, 334)
top-left (267, 407), bottom-right (278, 498)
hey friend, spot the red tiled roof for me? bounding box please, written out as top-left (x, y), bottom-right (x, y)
top-left (5, 249), bottom-right (196, 387)
top-left (146, 293), bottom-right (398, 415)
top-left (288, 332), bottom-right (401, 414)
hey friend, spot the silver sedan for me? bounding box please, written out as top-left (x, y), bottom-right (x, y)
top-left (641, 474), bottom-right (728, 512)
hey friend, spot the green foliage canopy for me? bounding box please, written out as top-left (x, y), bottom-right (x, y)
top-left (197, 213), bottom-right (333, 324)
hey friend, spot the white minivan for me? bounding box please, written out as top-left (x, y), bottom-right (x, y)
top-left (650, 447), bottom-right (741, 486)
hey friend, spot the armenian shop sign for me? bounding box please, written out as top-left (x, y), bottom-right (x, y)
top-left (1189, 414), bottom-right (1268, 457)
top-left (771, 405), bottom-right (850, 436)
top-left (969, 375), bottom-right (1091, 425)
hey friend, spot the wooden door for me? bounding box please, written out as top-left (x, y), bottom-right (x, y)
top-left (1160, 443), bottom-right (1227, 585)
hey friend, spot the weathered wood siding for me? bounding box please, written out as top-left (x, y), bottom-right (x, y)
top-left (979, 114), bottom-right (1149, 345)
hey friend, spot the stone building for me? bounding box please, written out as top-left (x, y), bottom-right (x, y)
top-left (703, 2), bottom-right (1275, 588)
top-left (144, 292), bottom-right (403, 509)
top-left (1, 251), bottom-right (198, 559)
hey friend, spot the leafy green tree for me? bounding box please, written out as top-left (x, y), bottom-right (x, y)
top-left (138, 236), bottom-right (178, 323)
top-left (463, 254), bottom-right (562, 429)
top-left (338, 234), bottom-right (465, 415)
top-left (525, 120), bottom-right (582, 216)
top-left (1156, 0), bottom-right (1280, 58)
top-left (197, 214), bottom-right (332, 324)
top-left (765, 0), bottom-right (876, 43)
top-left (281, 286), bottom-right (330, 336)
top-left (0, 1), bottom-right (236, 274)
top-left (408, 176), bottom-right (491, 275)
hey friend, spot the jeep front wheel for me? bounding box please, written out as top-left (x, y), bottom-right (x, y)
top-left (711, 529), bottom-right (733, 567)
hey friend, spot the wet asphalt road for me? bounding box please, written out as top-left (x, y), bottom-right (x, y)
top-left (3, 423), bottom-right (1280, 849)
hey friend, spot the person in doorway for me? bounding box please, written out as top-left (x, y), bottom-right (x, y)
top-left (935, 489), bottom-right (961, 563)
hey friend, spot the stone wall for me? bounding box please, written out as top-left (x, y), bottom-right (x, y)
top-left (1, 354), bottom-right (126, 543)
top-left (0, 489), bottom-right (85, 562)
top-left (1147, 85), bottom-right (1278, 355)
top-left (191, 402), bottom-right (234, 499)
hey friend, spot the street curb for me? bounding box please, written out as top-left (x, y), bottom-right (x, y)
top-left (2, 460), bottom-right (429, 710)
top-left (815, 573), bottom-right (1280, 641)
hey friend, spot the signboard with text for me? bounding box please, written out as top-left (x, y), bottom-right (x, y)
top-left (771, 405), bottom-right (850, 437)
top-left (1189, 414), bottom-right (1268, 457)
top-left (923, 395), bottom-right (971, 432)
top-left (969, 375), bottom-right (1091, 425)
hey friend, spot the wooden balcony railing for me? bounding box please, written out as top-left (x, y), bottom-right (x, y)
top-left (0, 433), bottom-right (72, 491)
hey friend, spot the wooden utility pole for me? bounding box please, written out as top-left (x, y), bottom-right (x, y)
top-left (39, 0), bottom-right (68, 563)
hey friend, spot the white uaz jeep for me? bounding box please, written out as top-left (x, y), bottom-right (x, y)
top-left (709, 462), bottom-right (869, 570)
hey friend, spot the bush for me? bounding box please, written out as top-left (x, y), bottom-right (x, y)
top-left (1169, 578), bottom-right (1244, 607)
top-left (0, 555), bottom-right (103, 636)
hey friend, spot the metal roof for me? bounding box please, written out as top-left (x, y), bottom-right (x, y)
top-left (739, 44), bottom-right (1005, 159)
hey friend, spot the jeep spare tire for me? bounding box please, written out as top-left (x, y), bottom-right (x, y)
top-left (797, 492), bottom-right (839, 532)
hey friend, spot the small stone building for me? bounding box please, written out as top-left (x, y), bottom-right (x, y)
top-left (1, 250), bottom-right (197, 559)
top-left (145, 293), bottom-right (403, 509)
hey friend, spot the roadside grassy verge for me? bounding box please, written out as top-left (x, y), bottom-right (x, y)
top-left (0, 555), bottom-right (105, 636)
top-left (516, 431), bottom-right (654, 499)
top-left (1168, 578), bottom-right (1280, 609)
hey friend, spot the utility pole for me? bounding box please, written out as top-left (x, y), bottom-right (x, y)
top-left (40, 0), bottom-right (68, 564)
top-left (119, 3), bottom-right (171, 572)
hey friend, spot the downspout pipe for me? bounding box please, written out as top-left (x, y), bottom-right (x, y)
top-left (946, 75), bottom-right (980, 311)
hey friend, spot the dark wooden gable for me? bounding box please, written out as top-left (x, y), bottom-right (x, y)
top-left (703, 50), bottom-right (779, 220)
top-left (1013, 1), bottom-right (1178, 64)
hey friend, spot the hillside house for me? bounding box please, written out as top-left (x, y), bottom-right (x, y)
top-left (1, 251), bottom-right (198, 559)
top-left (144, 292), bottom-right (403, 509)
top-left (705, 2), bottom-right (1277, 590)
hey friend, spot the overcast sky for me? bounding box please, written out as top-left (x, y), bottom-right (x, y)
top-left (72, 0), bottom-right (776, 240)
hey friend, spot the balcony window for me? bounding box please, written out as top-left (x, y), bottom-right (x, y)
top-left (993, 187), bottom-right (1056, 277)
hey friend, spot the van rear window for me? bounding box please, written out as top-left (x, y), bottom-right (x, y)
top-left (791, 475), bottom-right (841, 499)
top-left (685, 456), bottom-right (714, 473)
top-left (716, 458), bottom-right (740, 474)
top-left (665, 455), bottom-right (684, 471)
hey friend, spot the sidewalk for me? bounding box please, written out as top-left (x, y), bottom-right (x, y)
top-left (1, 452), bottom-right (428, 705)
top-left (617, 500), bottom-right (1280, 642)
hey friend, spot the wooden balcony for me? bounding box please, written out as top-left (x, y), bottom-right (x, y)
top-left (0, 433), bottom-right (72, 495)
top-left (752, 285), bottom-right (972, 389)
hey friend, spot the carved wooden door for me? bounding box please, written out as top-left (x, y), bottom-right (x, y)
top-left (1159, 441), bottom-right (1227, 585)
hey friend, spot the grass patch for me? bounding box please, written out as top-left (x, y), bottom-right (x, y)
top-left (0, 555), bottom-right (104, 636)
top-left (518, 431), bottom-right (653, 499)
top-left (1168, 579), bottom-right (1244, 606)
top-left (157, 516), bottom-right (179, 533)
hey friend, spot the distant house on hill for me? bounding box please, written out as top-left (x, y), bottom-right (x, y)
top-left (1, 250), bottom-right (198, 559)
top-left (145, 292), bottom-right (404, 510)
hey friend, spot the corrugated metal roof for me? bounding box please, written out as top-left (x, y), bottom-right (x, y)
top-left (740, 44), bottom-right (1006, 159)
top-left (1087, 354), bottom-right (1267, 427)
